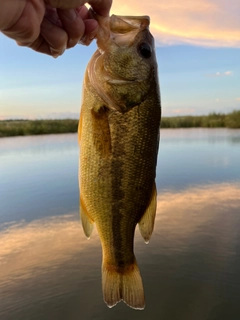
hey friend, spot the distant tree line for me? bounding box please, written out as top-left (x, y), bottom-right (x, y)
top-left (0, 110), bottom-right (240, 137)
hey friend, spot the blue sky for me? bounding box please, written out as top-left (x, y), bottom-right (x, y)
top-left (0, 0), bottom-right (239, 119)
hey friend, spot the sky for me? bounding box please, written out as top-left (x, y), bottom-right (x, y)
top-left (0, 0), bottom-right (239, 119)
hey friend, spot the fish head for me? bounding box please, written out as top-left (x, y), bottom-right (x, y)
top-left (88, 13), bottom-right (159, 113)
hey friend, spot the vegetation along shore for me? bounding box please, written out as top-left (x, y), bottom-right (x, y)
top-left (0, 111), bottom-right (239, 137)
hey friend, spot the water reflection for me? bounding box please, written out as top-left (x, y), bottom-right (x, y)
top-left (1, 182), bottom-right (240, 320)
top-left (0, 134), bottom-right (79, 225)
top-left (160, 128), bottom-right (240, 144)
top-left (1, 130), bottom-right (240, 225)
top-left (157, 129), bottom-right (240, 190)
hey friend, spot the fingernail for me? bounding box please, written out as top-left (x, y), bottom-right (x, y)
top-left (50, 45), bottom-right (66, 58)
top-left (78, 28), bottom-right (98, 46)
top-left (78, 36), bottom-right (92, 46)
top-left (78, 35), bottom-right (87, 45)
top-left (89, 30), bottom-right (97, 41)
top-left (87, 29), bottom-right (98, 44)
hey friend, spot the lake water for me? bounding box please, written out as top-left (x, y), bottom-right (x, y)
top-left (0, 128), bottom-right (240, 320)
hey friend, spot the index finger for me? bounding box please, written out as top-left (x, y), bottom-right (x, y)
top-left (88, 0), bottom-right (112, 16)
top-left (45, 0), bottom-right (112, 16)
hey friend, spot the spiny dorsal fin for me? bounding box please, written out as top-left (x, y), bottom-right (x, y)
top-left (80, 195), bottom-right (94, 239)
top-left (138, 182), bottom-right (157, 244)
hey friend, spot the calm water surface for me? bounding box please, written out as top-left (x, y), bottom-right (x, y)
top-left (0, 129), bottom-right (240, 320)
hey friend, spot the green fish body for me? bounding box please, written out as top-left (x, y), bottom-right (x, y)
top-left (79, 14), bottom-right (161, 309)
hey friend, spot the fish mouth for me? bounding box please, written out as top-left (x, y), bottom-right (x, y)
top-left (110, 15), bottom-right (150, 33)
top-left (90, 10), bottom-right (150, 52)
top-left (87, 12), bottom-right (151, 111)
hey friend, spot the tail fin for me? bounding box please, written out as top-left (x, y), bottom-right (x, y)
top-left (102, 260), bottom-right (145, 310)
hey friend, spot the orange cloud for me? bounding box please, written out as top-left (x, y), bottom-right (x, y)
top-left (170, 108), bottom-right (196, 114)
top-left (111, 0), bottom-right (240, 47)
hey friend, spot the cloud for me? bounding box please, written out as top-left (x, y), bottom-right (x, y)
top-left (224, 71), bottom-right (233, 76)
top-left (38, 112), bottom-right (80, 120)
top-left (111, 0), bottom-right (240, 47)
top-left (207, 71), bottom-right (233, 77)
top-left (236, 98), bottom-right (240, 101)
top-left (170, 108), bottom-right (196, 115)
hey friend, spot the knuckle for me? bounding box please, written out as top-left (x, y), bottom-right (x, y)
top-left (17, 19), bottom-right (39, 46)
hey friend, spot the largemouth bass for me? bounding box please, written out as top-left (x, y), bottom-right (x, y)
top-left (78, 13), bottom-right (161, 310)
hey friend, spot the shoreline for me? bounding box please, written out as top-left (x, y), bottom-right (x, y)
top-left (0, 111), bottom-right (239, 137)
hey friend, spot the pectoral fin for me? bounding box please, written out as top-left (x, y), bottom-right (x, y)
top-left (138, 183), bottom-right (157, 244)
top-left (91, 106), bottom-right (111, 157)
top-left (80, 195), bottom-right (94, 239)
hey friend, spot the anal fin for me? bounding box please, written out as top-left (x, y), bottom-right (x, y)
top-left (80, 195), bottom-right (94, 239)
top-left (138, 182), bottom-right (157, 244)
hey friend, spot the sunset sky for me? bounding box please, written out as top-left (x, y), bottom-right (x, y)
top-left (0, 0), bottom-right (239, 119)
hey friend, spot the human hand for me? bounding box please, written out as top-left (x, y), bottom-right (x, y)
top-left (0, 0), bottom-right (112, 57)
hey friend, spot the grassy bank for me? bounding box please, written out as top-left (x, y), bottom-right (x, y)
top-left (161, 110), bottom-right (240, 129)
top-left (0, 119), bottom-right (78, 137)
top-left (0, 111), bottom-right (240, 137)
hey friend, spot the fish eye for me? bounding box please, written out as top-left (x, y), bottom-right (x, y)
top-left (138, 43), bottom-right (152, 59)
